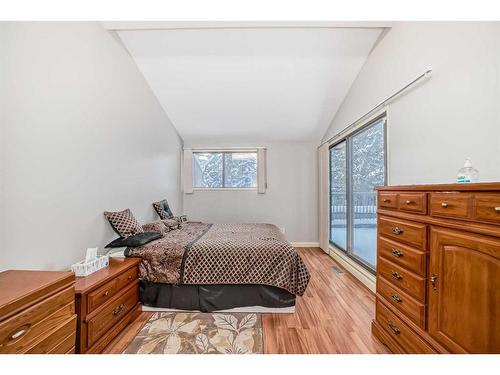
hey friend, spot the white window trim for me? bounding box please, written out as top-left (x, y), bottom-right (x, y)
top-left (183, 147), bottom-right (266, 194)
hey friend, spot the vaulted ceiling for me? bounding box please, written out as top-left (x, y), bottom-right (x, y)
top-left (103, 22), bottom-right (389, 144)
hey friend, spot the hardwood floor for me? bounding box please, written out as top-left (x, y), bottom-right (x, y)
top-left (103, 247), bottom-right (389, 354)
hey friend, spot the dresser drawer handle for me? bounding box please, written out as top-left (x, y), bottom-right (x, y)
top-left (441, 202), bottom-right (448, 208)
top-left (495, 207), bottom-right (500, 212)
top-left (112, 303), bottom-right (125, 316)
top-left (382, 199), bottom-right (391, 203)
top-left (391, 227), bottom-right (403, 235)
top-left (128, 275), bottom-right (132, 281)
top-left (390, 293), bottom-right (402, 303)
top-left (104, 290), bottom-right (109, 296)
top-left (10, 327), bottom-right (29, 341)
top-left (405, 200), bottom-right (413, 205)
top-left (391, 271), bottom-right (402, 280)
top-left (391, 248), bottom-right (403, 257)
top-left (387, 320), bottom-right (401, 335)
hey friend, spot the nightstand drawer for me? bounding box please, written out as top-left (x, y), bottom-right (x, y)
top-left (87, 284), bottom-right (138, 347)
top-left (378, 236), bottom-right (426, 275)
top-left (377, 257), bottom-right (425, 301)
top-left (87, 266), bottom-right (138, 314)
top-left (87, 279), bottom-right (119, 314)
top-left (378, 216), bottom-right (427, 249)
top-left (377, 277), bottom-right (425, 328)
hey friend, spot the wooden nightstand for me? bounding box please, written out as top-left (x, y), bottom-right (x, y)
top-left (0, 270), bottom-right (76, 354)
top-left (74, 257), bottom-right (141, 353)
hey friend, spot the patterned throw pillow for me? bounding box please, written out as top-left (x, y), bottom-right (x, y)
top-left (104, 209), bottom-right (144, 238)
top-left (141, 220), bottom-right (169, 235)
top-left (152, 199), bottom-right (174, 220)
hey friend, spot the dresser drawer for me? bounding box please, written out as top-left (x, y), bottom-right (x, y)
top-left (379, 192), bottom-right (398, 209)
top-left (377, 257), bottom-right (426, 301)
top-left (378, 216), bottom-right (427, 249)
top-left (378, 236), bottom-right (426, 275)
top-left (430, 193), bottom-right (472, 219)
top-left (376, 300), bottom-right (436, 353)
top-left (398, 193), bottom-right (427, 214)
top-left (377, 277), bottom-right (425, 328)
top-left (87, 267), bottom-right (138, 314)
top-left (0, 287), bottom-right (74, 354)
top-left (87, 284), bottom-right (138, 347)
top-left (473, 193), bottom-right (500, 224)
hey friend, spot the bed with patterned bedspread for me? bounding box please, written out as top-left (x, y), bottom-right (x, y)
top-left (125, 223), bottom-right (310, 302)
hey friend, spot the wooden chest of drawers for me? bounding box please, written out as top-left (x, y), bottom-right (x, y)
top-left (372, 183), bottom-right (500, 354)
top-left (75, 258), bottom-right (141, 353)
top-left (0, 270), bottom-right (76, 354)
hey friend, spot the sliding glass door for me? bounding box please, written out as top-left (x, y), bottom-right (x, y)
top-left (329, 141), bottom-right (347, 250)
top-left (329, 115), bottom-right (386, 271)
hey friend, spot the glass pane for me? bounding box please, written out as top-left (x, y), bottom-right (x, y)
top-left (351, 119), bottom-right (385, 268)
top-left (192, 153), bottom-right (223, 188)
top-left (224, 152), bottom-right (257, 188)
top-left (329, 141), bottom-right (347, 250)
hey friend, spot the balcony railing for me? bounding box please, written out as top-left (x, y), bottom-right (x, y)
top-left (330, 191), bottom-right (377, 228)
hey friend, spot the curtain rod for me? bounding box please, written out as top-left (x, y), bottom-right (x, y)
top-left (318, 68), bottom-right (433, 148)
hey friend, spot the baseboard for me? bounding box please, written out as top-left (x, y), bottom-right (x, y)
top-left (291, 242), bottom-right (320, 248)
top-left (328, 245), bottom-right (376, 293)
top-left (142, 305), bottom-right (295, 314)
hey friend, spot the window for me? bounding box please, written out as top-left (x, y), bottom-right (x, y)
top-left (329, 115), bottom-right (386, 271)
top-left (193, 152), bottom-right (257, 189)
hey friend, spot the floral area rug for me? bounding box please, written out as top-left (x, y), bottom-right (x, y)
top-left (123, 312), bottom-right (263, 354)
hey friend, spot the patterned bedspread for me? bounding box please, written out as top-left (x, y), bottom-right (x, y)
top-left (126, 223), bottom-right (310, 296)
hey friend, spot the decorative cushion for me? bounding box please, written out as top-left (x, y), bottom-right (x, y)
top-left (162, 218), bottom-right (180, 230)
top-left (152, 199), bottom-right (174, 220)
top-left (105, 232), bottom-right (162, 248)
top-left (142, 220), bottom-right (169, 234)
top-left (104, 209), bottom-right (144, 238)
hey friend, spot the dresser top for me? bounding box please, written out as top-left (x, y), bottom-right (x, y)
top-left (375, 182), bottom-right (500, 192)
top-left (0, 270), bottom-right (75, 320)
top-left (74, 257), bottom-right (141, 295)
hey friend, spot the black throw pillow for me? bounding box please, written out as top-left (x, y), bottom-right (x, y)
top-left (105, 232), bottom-right (162, 248)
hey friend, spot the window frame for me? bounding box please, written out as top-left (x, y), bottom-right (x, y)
top-left (192, 150), bottom-right (259, 190)
top-left (329, 113), bottom-right (387, 273)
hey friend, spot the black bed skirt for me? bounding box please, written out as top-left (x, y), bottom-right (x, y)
top-left (140, 281), bottom-right (296, 312)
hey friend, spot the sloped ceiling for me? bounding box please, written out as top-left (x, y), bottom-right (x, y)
top-left (104, 22), bottom-right (388, 144)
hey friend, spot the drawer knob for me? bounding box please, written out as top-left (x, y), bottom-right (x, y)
top-left (10, 326), bottom-right (29, 341)
top-left (383, 199), bottom-right (391, 203)
top-left (391, 271), bottom-right (402, 280)
top-left (495, 207), bottom-right (500, 212)
top-left (405, 200), bottom-right (413, 205)
top-left (391, 248), bottom-right (403, 257)
top-left (387, 320), bottom-right (401, 335)
top-left (441, 202), bottom-right (448, 208)
top-left (128, 275), bottom-right (132, 280)
top-left (104, 291), bottom-right (109, 296)
top-left (390, 293), bottom-right (402, 303)
top-left (391, 226), bottom-right (403, 235)
top-left (112, 303), bottom-right (125, 316)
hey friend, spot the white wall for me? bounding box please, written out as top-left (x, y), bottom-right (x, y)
top-left (183, 142), bottom-right (318, 243)
top-left (322, 22), bottom-right (500, 184)
top-left (0, 22), bottom-right (183, 271)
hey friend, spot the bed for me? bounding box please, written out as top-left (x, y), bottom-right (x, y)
top-left (124, 222), bottom-right (310, 312)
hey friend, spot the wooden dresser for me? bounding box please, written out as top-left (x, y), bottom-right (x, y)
top-left (0, 270), bottom-right (76, 354)
top-left (372, 183), bottom-right (500, 354)
top-left (74, 258), bottom-right (141, 353)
